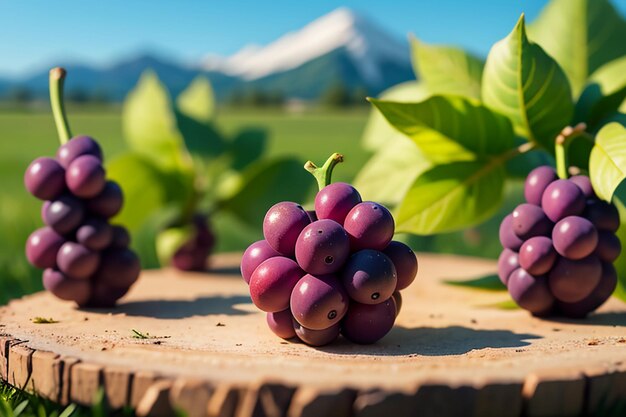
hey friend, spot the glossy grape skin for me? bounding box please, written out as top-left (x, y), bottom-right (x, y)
top-left (56, 135), bottom-right (103, 168)
top-left (76, 217), bottom-right (113, 250)
top-left (499, 214), bottom-right (523, 251)
top-left (93, 248), bottom-right (141, 289)
top-left (382, 241), bottom-right (418, 291)
top-left (341, 298), bottom-right (396, 345)
top-left (524, 166), bottom-right (557, 205)
top-left (341, 249), bottom-right (397, 305)
top-left (391, 291), bottom-right (402, 317)
top-left (344, 202), bottom-right (394, 251)
top-left (595, 231), bottom-right (622, 263)
top-left (541, 179), bottom-right (585, 222)
top-left (519, 236), bottom-right (556, 276)
top-left (511, 204), bottom-right (552, 240)
top-left (110, 225), bottom-right (131, 248)
top-left (241, 240), bottom-right (281, 284)
top-left (557, 262), bottom-right (617, 318)
top-left (56, 242), bottom-right (100, 280)
top-left (249, 257), bottom-right (304, 312)
top-left (266, 309), bottom-right (296, 339)
top-left (570, 175), bottom-right (595, 198)
top-left (86, 181), bottom-right (123, 218)
top-left (295, 220), bottom-right (350, 275)
top-left (24, 157), bottom-right (65, 200)
top-left (25, 227), bottom-right (65, 269)
top-left (548, 255), bottom-right (602, 303)
top-left (66, 155), bottom-right (106, 198)
top-left (497, 249), bottom-right (519, 286)
top-left (584, 199), bottom-right (620, 232)
top-left (315, 182), bottom-right (362, 225)
top-left (263, 202), bottom-right (310, 257)
top-left (290, 274), bottom-right (348, 330)
top-left (293, 321), bottom-right (340, 346)
top-left (552, 216), bottom-right (598, 260)
top-left (42, 269), bottom-right (91, 305)
top-left (507, 269), bottom-right (555, 314)
top-left (43, 194), bottom-right (85, 234)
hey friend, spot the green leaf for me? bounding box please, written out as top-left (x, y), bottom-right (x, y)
top-left (156, 226), bottom-right (194, 267)
top-left (370, 95), bottom-right (516, 163)
top-left (589, 122), bottom-right (626, 201)
top-left (230, 128), bottom-right (268, 171)
top-left (482, 15), bottom-right (573, 150)
top-left (176, 76), bottom-right (216, 122)
top-left (575, 56), bottom-right (626, 128)
top-left (410, 36), bottom-right (484, 99)
top-left (528, 0), bottom-right (626, 96)
top-left (613, 197), bottom-right (626, 302)
top-left (443, 274), bottom-right (506, 291)
top-left (480, 300), bottom-right (520, 310)
top-left (396, 159), bottom-right (506, 234)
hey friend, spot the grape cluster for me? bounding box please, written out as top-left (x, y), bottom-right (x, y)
top-left (171, 214), bottom-right (216, 271)
top-left (241, 177), bottom-right (418, 346)
top-left (24, 135), bottom-right (140, 307)
top-left (499, 166), bottom-right (621, 317)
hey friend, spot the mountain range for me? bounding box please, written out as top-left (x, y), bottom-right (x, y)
top-left (0, 8), bottom-right (414, 102)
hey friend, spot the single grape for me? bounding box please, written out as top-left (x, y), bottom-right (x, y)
top-left (41, 201), bottom-right (50, 220)
top-left (86, 181), bottom-right (123, 218)
top-left (391, 291), bottom-right (402, 317)
top-left (507, 269), bottom-right (554, 314)
top-left (524, 166), bottom-right (557, 205)
top-left (266, 309), bottom-right (296, 339)
top-left (511, 204), bottom-right (552, 240)
top-left (241, 240), bottom-right (281, 284)
top-left (382, 241), bottom-right (417, 291)
top-left (290, 274), bottom-right (349, 330)
top-left (548, 255), bottom-right (602, 303)
top-left (295, 220), bottom-right (350, 275)
top-left (93, 248), bottom-right (141, 289)
top-left (583, 199), bottom-right (620, 232)
top-left (43, 194), bottom-right (85, 234)
top-left (25, 227), bottom-right (65, 269)
top-left (343, 202), bottom-right (394, 251)
top-left (341, 249), bottom-right (397, 305)
top-left (314, 182), bottom-right (362, 225)
top-left (499, 214), bottom-right (523, 251)
top-left (541, 179), bottom-right (585, 222)
top-left (595, 231), bottom-right (622, 263)
top-left (518, 236), bottom-right (556, 275)
top-left (569, 175), bottom-right (595, 198)
top-left (56, 242), bottom-right (100, 280)
top-left (76, 217), bottom-right (113, 250)
top-left (84, 283), bottom-right (129, 308)
top-left (263, 202), bottom-right (310, 256)
top-left (497, 249), bottom-right (519, 286)
top-left (306, 210), bottom-right (318, 222)
top-left (24, 157), bottom-right (65, 200)
top-left (66, 155), bottom-right (106, 198)
top-left (293, 320), bottom-right (340, 347)
top-left (341, 298), bottom-right (396, 345)
top-left (557, 262), bottom-right (617, 318)
top-left (110, 225), bottom-right (131, 248)
top-left (249, 257), bottom-right (304, 312)
top-left (42, 268), bottom-right (91, 305)
top-left (552, 216), bottom-right (598, 260)
top-left (56, 135), bottom-right (103, 168)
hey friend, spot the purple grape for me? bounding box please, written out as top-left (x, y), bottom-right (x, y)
top-left (552, 216), bottom-right (598, 260)
top-left (56, 135), bottom-right (102, 168)
top-left (85, 283), bottom-right (129, 308)
top-left (93, 248), bottom-right (141, 289)
top-left (507, 269), bottom-right (555, 314)
top-left (263, 202), bottom-right (310, 257)
top-left (266, 309), bottom-right (296, 339)
top-left (569, 175), bottom-right (595, 198)
top-left (391, 291), bottom-right (402, 317)
top-left (66, 155), bottom-right (106, 198)
top-left (42, 268), bottom-right (91, 305)
top-left (295, 220), bottom-right (350, 275)
top-left (499, 214), bottom-right (523, 251)
top-left (518, 236), bottom-right (556, 276)
top-left (511, 204), bottom-right (552, 240)
top-left (24, 157), bottom-right (65, 200)
top-left (382, 241), bottom-right (418, 291)
top-left (57, 242), bottom-right (100, 280)
top-left (192, 214), bottom-right (215, 248)
top-left (110, 225), bottom-right (131, 248)
top-left (548, 255), bottom-right (602, 303)
top-left (497, 248), bottom-right (519, 286)
top-left (76, 217), bottom-right (113, 250)
top-left (41, 201), bottom-right (50, 220)
top-left (293, 320), bottom-right (340, 346)
top-left (344, 202), bottom-right (394, 251)
top-left (241, 240), bottom-right (281, 284)
top-left (306, 210), bottom-right (318, 222)
top-left (86, 181), bottom-right (123, 219)
top-left (541, 179), bottom-right (585, 222)
top-left (341, 249), bottom-right (397, 304)
top-left (25, 227), bottom-right (65, 269)
top-left (249, 257), bottom-right (304, 312)
top-left (595, 231), bottom-right (622, 263)
top-left (584, 199), bottom-right (620, 232)
top-left (43, 194), bottom-right (85, 234)
top-left (171, 215), bottom-right (215, 272)
top-left (557, 262), bottom-right (617, 318)
top-left (341, 298), bottom-right (396, 344)
top-left (314, 182), bottom-right (362, 225)
top-left (290, 274), bottom-right (349, 330)
top-left (524, 166), bottom-right (557, 205)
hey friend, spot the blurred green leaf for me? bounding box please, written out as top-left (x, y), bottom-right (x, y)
top-left (230, 128), bottom-right (268, 171)
top-left (590, 123), bottom-right (626, 202)
top-left (528, 0), bottom-right (626, 96)
top-left (613, 196), bottom-right (626, 302)
top-left (481, 300), bottom-right (520, 310)
top-left (410, 36), bottom-right (484, 99)
top-left (483, 15), bottom-right (573, 150)
top-left (176, 76), bottom-right (216, 122)
top-left (443, 274), bottom-right (506, 291)
top-left (156, 226), bottom-right (193, 267)
top-left (396, 159), bottom-right (506, 234)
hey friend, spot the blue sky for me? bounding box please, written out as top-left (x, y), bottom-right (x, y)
top-left (1, 0), bottom-right (625, 77)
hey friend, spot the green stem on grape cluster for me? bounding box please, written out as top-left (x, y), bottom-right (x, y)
top-left (304, 153), bottom-right (344, 191)
top-left (554, 123), bottom-right (587, 179)
top-left (49, 67), bottom-right (72, 145)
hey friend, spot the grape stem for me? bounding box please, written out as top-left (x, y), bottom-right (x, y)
top-left (49, 67), bottom-right (72, 145)
top-left (555, 123), bottom-right (587, 179)
top-left (304, 153), bottom-right (344, 191)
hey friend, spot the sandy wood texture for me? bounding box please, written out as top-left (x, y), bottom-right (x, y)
top-left (1, 252), bottom-right (625, 416)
